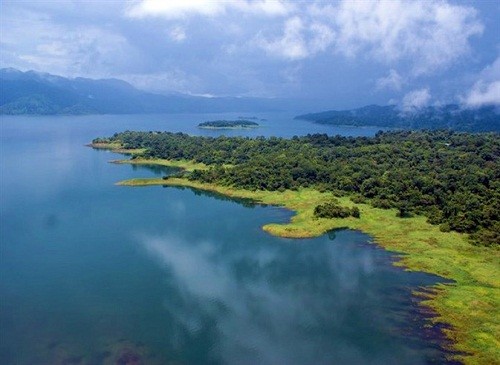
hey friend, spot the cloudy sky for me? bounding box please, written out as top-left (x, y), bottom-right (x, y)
top-left (1, 0), bottom-right (499, 108)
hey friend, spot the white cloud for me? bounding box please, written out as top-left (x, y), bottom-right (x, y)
top-left (255, 0), bottom-right (482, 72)
top-left (376, 69), bottom-right (404, 91)
top-left (465, 81), bottom-right (500, 107)
top-left (257, 18), bottom-right (334, 60)
top-left (330, 0), bottom-right (483, 75)
top-left (402, 88), bottom-right (431, 111)
top-left (0, 8), bottom-right (137, 78)
top-left (257, 17), bottom-right (307, 60)
top-left (126, 0), bottom-right (290, 19)
top-left (122, 69), bottom-right (202, 94)
top-left (464, 56), bottom-right (500, 107)
top-left (168, 25), bottom-right (187, 42)
top-left (16, 27), bottom-right (133, 77)
top-left (126, 0), bottom-right (224, 18)
top-left (308, 22), bottom-right (335, 54)
top-left (237, 0), bottom-right (291, 16)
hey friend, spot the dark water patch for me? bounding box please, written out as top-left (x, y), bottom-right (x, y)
top-left (170, 185), bottom-right (270, 210)
top-left (129, 163), bottom-right (181, 177)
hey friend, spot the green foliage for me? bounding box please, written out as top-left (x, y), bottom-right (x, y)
top-left (314, 200), bottom-right (354, 219)
top-left (100, 130), bottom-right (500, 246)
top-left (439, 223), bottom-right (451, 232)
top-left (92, 137), bottom-right (111, 144)
top-left (350, 194), bottom-right (367, 204)
top-left (469, 222), bottom-right (500, 247)
top-left (351, 206), bottom-right (361, 218)
top-left (198, 120), bottom-right (259, 128)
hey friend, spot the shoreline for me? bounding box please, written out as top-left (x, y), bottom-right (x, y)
top-left (90, 143), bottom-right (499, 364)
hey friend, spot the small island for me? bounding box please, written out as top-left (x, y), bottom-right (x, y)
top-left (198, 120), bottom-right (259, 129)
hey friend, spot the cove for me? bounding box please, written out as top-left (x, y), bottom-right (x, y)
top-left (1, 115), bottom-right (452, 364)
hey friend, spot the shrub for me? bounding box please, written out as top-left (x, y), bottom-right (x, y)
top-left (314, 201), bottom-right (360, 219)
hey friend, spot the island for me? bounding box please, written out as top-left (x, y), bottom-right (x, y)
top-left (198, 120), bottom-right (259, 129)
top-left (90, 130), bottom-right (499, 365)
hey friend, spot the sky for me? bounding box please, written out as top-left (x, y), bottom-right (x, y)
top-left (1, 0), bottom-right (499, 109)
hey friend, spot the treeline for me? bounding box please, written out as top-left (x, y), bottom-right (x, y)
top-left (95, 130), bottom-right (500, 246)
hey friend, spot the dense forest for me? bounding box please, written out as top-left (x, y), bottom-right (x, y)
top-left (295, 104), bottom-right (500, 132)
top-left (94, 130), bottom-right (500, 246)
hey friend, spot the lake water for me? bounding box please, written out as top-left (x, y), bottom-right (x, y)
top-left (1, 113), bottom-right (451, 364)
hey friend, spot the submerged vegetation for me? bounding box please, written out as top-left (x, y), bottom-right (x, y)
top-left (94, 130), bottom-right (499, 247)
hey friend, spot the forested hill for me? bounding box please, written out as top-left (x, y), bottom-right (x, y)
top-left (95, 130), bottom-right (499, 246)
top-left (0, 68), bottom-right (296, 115)
top-left (295, 104), bottom-right (500, 132)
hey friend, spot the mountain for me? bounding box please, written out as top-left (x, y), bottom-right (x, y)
top-left (0, 68), bottom-right (300, 115)
top-left (295, 104), bottom-right (500, 132)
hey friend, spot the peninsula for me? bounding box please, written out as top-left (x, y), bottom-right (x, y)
top-left (198, 120), bottom-right (259, 129)
top-left (91, 130), bottom-right (499, 365)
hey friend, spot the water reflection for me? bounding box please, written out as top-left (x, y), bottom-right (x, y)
top-left (129, 163), bottom-right (179, 176)
top-left (139, 230), bottom-right (444, 365)
top-left (173, 186), bottom-right (261, 209)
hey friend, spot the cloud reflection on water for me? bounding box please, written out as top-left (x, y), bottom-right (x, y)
top-left (138, 230), bottom-right (434, 365)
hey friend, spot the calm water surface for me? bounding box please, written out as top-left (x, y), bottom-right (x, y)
top-left (1, 114), bottom-right (449, 364)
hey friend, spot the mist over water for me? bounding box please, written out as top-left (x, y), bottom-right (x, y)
top-left (1, 114), bottom-right (449, 364)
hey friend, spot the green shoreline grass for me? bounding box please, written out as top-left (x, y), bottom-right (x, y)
top-left (88, 142), bottom-right (146, 155)
top-left (96, 145), bottom-right (499, 365)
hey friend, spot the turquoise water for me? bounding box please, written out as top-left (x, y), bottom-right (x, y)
top-left (1, 114), bottom-right (451, 364)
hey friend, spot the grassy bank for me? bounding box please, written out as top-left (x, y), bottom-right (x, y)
top-left (110, 157), bottom-right (208, 172)
top-left (88, 142), bottom-right (146, 155)
top-left (100, 145), bottom-right (498, 364)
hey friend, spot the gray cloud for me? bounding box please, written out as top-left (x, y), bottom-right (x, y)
top-left (328, 0), bottom-right (483, 75)
top-left (376, 69), bottom-right (405, 91)
top-left (0, 0), bottom-right (497, 106)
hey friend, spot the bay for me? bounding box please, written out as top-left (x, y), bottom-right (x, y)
top-left (1, 113), bottom-right (450, 364)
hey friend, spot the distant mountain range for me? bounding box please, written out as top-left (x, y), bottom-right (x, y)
top-left (295, 104), bottom-right (500, 132)
top-left (2, 68), bottom-right (499, 132)
top-left (0, 68), bottom-right (300, 115)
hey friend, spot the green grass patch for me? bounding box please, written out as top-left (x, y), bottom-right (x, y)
top-left (88, 142), bottom-right (122, 150)
top-left (111, 158), bottom-right (208, 172)
top-left (88, 142), bottom-right (146, 155)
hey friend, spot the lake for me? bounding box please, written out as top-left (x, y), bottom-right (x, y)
top-left (1, 113), bottom-right (451, 364)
